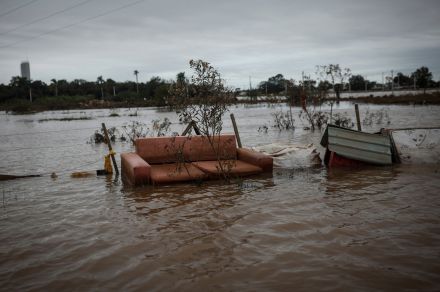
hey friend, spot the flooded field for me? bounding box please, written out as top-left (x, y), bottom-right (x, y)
top-left (1, 102), bottom-right (440, 291)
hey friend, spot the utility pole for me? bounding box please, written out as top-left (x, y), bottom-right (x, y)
top-left (29, 88), bottom-right (32, 102)
top-left (113, 86), bottom-right (116, 96)
top-left (308, 74), bottom-right (312, 92)
top-left (414, 73), bottom-right (417, 90)
top-left (391, 70), bottom-right (394, 95)
top-left (249, 76), bottom-right (252, 100)
top-left (382, 72), bottom-right (384, 91)
top-left (365, 75), bottom-right (368, 92)
top-left (301, 71), bottom-right (304, 90)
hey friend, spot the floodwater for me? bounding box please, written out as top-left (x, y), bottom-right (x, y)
top-left (1, 102), bottom-right (440, 291)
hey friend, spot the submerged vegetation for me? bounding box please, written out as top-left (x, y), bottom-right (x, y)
top-left (38, 116), bottom-right (92, 122)
top-left (91, 118), bottom-right (172, 144)
top-left (272, 110), bottom-right (295, 131)
top-left (362, 108), bottom-right (391, 126)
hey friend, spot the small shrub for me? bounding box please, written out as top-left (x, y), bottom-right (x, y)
top-left (272, 110), bottom-right (295, 131)
top-left (332, 113), bottom-right (354, 128)
top-left (91, 126), bottom-right (118, 143)
top-left (299, 109), bottom-right (329, 131)
top-left (152, 118), bottom-right (171, 137)
top-left (258, 124), bottom-right (269, 133)
top-left (121, 121), bottom-right (149, 143)
top-left (121, 118), bottom-right (172, 144)
top-left (362, 108), bottom-right (391, 126)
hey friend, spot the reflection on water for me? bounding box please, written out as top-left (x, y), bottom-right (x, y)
top-left (1, 104), bottom-right (440, 291)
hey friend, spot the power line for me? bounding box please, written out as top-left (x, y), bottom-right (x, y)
top-left (0, 0), bottom-right (148, 49)
top-left (0, 0), bottom-right (39, 18)
top-left (0, 0), bottom-right (95, 37)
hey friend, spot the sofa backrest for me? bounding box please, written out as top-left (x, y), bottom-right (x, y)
top-left (135, 134), bottom-right (237, 164)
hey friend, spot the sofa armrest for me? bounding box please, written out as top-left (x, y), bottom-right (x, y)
top-left (237, 148), bottom-right (273, 172)
top-left (121, 152), bottom-right (151, 186)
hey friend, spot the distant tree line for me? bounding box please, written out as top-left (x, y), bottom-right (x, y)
top-left (0, 74), bottom-right (172, 105)
top-left (254, 66), bottom-right (438, 97)
top-left (0, 65), bottom-right (438, 106)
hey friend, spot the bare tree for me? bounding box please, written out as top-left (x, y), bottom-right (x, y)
top-left (316, 64), bottom-right (351, 100)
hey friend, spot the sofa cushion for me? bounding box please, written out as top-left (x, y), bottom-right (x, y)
top-left (150, 163), bottom-right (208, 184)
top-left (192, 160), bottom-right (263, 177)
top-left (184, 135), bottom-right (237, 161)
top-left (135, 136), bottom-right (188, 164)
top-left (135, 135), bottom-right (237, 164)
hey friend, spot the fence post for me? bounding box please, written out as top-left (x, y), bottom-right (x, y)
top-left (181, 120), bottom-right (201, 136)
top-left (355, 104), bottom-right (362, 131)
top-left (101, 123), bottom-right (119, 175)
top-left (230, 113), bottom-right (242, 148)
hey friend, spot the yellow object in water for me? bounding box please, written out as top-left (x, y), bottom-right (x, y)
top-left (71, 171), bottom-right (94, 178)
top-left (104, 154), bottom-right (113, 174)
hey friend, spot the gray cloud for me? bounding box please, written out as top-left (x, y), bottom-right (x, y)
top-left (1, 0), bottom-right (439, 88)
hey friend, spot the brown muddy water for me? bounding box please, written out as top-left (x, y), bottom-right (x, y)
top-left (1, 103), bottom-right (440, 291)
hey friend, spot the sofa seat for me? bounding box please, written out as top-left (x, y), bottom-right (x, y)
top-left (192, 160), bottom-right (263, 177)
top-left (150, 163), bottom-right (208, 184)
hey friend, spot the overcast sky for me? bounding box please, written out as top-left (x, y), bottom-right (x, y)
top-left (0, 0), bottom-right (439, 88)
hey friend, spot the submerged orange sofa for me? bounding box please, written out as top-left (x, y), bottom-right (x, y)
top-left (121, 134), bottom-right (273, 186)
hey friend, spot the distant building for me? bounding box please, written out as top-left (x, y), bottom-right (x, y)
top-left (20, 61), bottom-right (31, 80)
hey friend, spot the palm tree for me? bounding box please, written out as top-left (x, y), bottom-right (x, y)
top-left (51, 78), bottom-right (58, 96)
top-left (134, 70), bottom-right (139, 94)
top-left (97, 76), bottom-right (104, 99)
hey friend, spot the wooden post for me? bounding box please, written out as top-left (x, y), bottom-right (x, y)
top-left (355, 104), bottom-right (362, 131)
top-left (181, 120), bottom-right (201, 136)
top-left (230, 113), bottom-right (242, 148)
top-left (330, 102), bottom-right (333, 124)
top-left (191, 121), bottom-right (201, 135)
top-left (101, 123), bottom-right (119, 175)
top-left (181, 122), bottom-right (192, 136)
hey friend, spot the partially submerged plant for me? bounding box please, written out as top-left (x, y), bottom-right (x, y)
top-left (298, 107), bottom-right (329, 131)
top-left (121, 118), bottom-right (172, 144)
top-left (91, 126), bottom-right (118, 143)
top-left (332, 113), bottom-right (354, 128)
top-left (362, 108), bottom-right (391, 126)
top-left (91, 118), bottom-right (172, 144)
top-left (298, 101), bottom-right (353, 130)
top-left (258, 124), bottom-right (269, 134)
top-left (272, 110), bottom-right (295, 131)
top-left (121, 121), bottom-right (150, 144)
top-left (152, 118), bottom-right (171, 137)
top-left (168, 59), bottom-right (235, 180)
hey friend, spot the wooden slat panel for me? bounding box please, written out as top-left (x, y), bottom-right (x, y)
top-left (327, 125), bottom-right (392, 165)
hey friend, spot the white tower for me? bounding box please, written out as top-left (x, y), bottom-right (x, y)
top-left (20, 61), bottom-right (31, 80)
